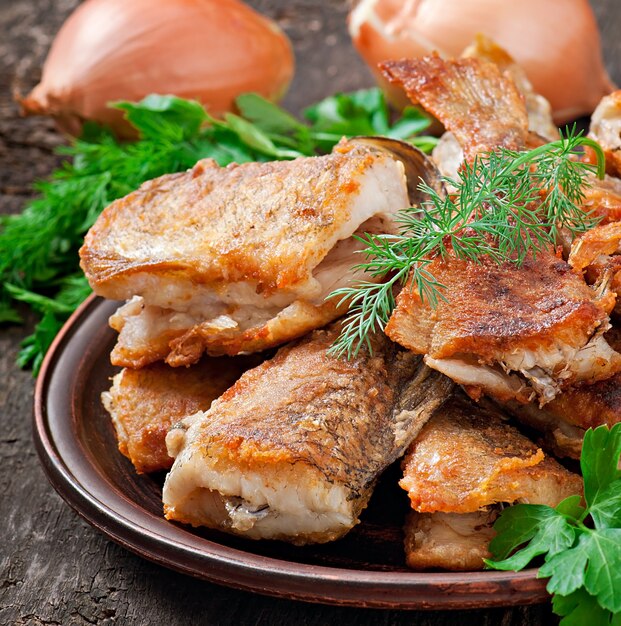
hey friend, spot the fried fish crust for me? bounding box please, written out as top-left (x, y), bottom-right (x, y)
top-left (507, 370), bottom-right (621, 460)
top-left (385, 251), bottom-right (619, 404)
top-left (80, 142), bottom-right (408, 367)
top-left (400, 394), bottom-right (582, 514)
top-left (400, 392), bottom-right (581, 570)
top-left (404, 509), bottom-right (497, 571)
top-left (162, 324), bottom-right (453, 544)
top-left (380, 54), bottom-right (529, 161)
top-left (101, 355), bottom-right (260, 473)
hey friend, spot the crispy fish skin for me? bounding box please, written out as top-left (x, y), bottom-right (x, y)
top-left (385, 252), bottom-right (618, 404)
top-left (378, 54), bottom-right (620, 405)
top-left (101, 355), bottom-right (259, 473)
top-left (569, 222), bottom-right (621, 315)
top-left (387, 253), bottom-right (605, 361)
top-left (432, 38), bottom-right (558, 185)
top-left (162, 325), bottom-right (454, 544)
top-left (578, 175), bottom-right (621, 225)
top-left (400, 394), bottom-right (582, 514)
top-left (461, 35), bottom-right (559, 143)
top-left (380, 54), bottom-right (529, 161)
top-left (401, 393), bottom-right (581, 571)
top-left (569, 221), bottom-right (621, 273)
top-left (80, 142), bottom-right (408, 367)
top-left (81, 146), bottom-right (381, 294)
top-left (504, 328), bottom-right (621, 459)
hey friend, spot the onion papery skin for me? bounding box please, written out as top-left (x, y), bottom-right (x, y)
top-left (349, 0), bottom-right (614, 123)
top-left (21, 0), bottom-right (295, 137)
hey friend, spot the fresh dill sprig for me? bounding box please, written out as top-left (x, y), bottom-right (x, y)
top-left (328, 127), bottom-right (606, 359)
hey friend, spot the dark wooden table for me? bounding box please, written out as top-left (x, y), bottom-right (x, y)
top-left (1, 1), bottom-right (620, 624)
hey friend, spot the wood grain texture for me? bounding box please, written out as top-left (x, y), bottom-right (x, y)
top-left (1, 0), bottom-right (619, 624)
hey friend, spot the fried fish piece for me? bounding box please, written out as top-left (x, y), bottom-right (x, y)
top-left (401, 394), bottom-right (581, 513)
top-left (569, 221), bottom-right (621, 273)
top-left (102, 355), bottom-right (260, 473)
top-left (462, 35), bottom-right (559, 143)
top-left (80, 141), bottom-right (409, 367)
top-left (385, 252), bottom-right (620, 406)
top-left (432, 37), bottom-right (559, 183)
top-left (378, 54), bottom-right (620, 405)
top-left (577, 174), bottom-right (621, 225)
top-left (401, 393), bottom-right (582, 570)
top-left (503, 327), bottom-right (621, 459)
top-left (569, 221), bottom-right (621, 315)
top-left (380, 54), bottom-right (529, 161)
top-left (505, 379), bottom-right (621, 460)
top-left (162, 324), bottom-right (454, 544)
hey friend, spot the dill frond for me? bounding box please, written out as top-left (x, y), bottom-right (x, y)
top-left (329, 128), bottom-right (606, 358)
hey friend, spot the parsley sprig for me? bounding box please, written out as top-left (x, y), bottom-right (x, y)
top-left (2, 89), bottom-right (435, 374)
top-left (486, 423), bottom-right (621, 625)
top-left (328, 128), bottom-right (606, 358)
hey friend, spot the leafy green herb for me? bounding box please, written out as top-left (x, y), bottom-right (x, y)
top-left (328, 128), bottom-right (606, 358)
top-left (486, 423), bottom-right (621, 625)
top-left (303, 88), bottom-right (436, 151)
top-left (2, 89), bottom-right (435, 374)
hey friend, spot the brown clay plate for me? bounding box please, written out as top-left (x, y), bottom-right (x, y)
top-left (33, 294), bottom-right (549, 609)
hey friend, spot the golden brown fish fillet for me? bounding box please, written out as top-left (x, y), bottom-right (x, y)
top-left (162, 324), bottom-right (454, 544)
top-left (504, 327), bottom-right (621, 459)
top-left (462, 35), bottom-right (559, 143)
top-left (378, 54), bottom-right (619, 405)
top-left (569, 221), bottom-right (621, 315)
top-left (80, 142), bottom-right (409, 367)
top-left (432, 37), bottom-right (558, 183)
top-left (578, 174), bottom-right (621, 225)
top-left (570, 222), bottom-right (621, 273)
top-left (101, 355), bottom-right (260, 473)
top-left (385, 251), bottom-right (620, 406)
top-left (400, 394), bottom-right (581, 514)
top-left (380, 54), bottom-right (529, 161)
top-left (401, 393), bottom-right (581, 570)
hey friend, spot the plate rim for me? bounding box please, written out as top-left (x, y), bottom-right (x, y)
top-left (33, 294), bottom-right (550, 609)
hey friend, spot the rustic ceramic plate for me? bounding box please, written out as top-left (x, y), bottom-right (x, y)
top-left (33, 295), bottom-right (549, 609)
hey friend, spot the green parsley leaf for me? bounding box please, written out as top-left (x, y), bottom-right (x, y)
top-left (553, 588), bottom-right (621, 626)
top-left (16, 310), bottom-right (63, 373)
top-left (588, 479), bottom-right (621, 529)
top-left (485, 505), bottom-right (576, 570)
top-left (486, 424), bottom-right (621, 623)
top-left (555, 494), bottom-right (587, 520)
top-left (220, 112), bottom-right (303, 159)
top-left (386, 106), bottom-right (432, 140)
top-left (115, 95), bottom-right (208, 140)
top-left (236, 93), bottom-right (308, 136)
top-left (582, 423), bottom-right (621, 512)
top-left (579, 529), bottom-right (621, 612)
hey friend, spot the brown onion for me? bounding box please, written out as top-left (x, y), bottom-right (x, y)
top-left (349, 0), bottom-right (614, 123)
top-left (20, 0), bottom-right (294, 137)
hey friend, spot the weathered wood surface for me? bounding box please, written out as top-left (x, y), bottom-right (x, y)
top-left (1, 0), bottom-right (620, 623)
